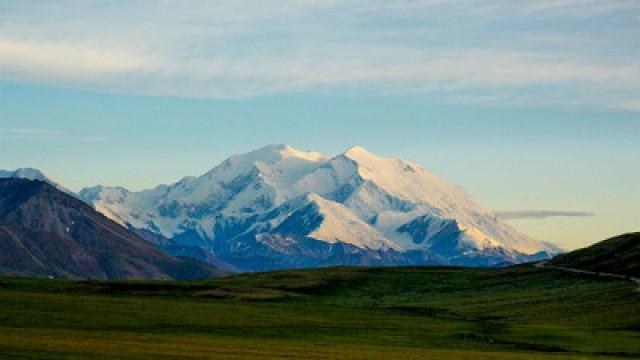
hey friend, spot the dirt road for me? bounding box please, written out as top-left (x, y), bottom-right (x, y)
top-left (536, 260), bottom-right (640, 292)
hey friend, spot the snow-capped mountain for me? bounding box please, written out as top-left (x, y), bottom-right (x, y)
top-left (0, 168), bottom-right (72, 194)
top-left (79, 145), bottom-right (560, 270)
top-left (0, 167), bottom-right (53, 182)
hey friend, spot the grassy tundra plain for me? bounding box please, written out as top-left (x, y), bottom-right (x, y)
top-left (0, 265), bottom-right (638, 359)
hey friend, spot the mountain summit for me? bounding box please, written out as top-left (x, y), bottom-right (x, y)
top-left (80, 145), bottom-right (559, 271)
top-left (0, 167), bottom-right (72, 194)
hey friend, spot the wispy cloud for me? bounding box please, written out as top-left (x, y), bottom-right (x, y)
top-left (495, 210), bottom-right (595, 220)
top-left (0, 1), bottom-right (638, 109)
top-left (522, 0), bottom-right (638, 15)
top-left (0, 128), bottom-right (108, 143)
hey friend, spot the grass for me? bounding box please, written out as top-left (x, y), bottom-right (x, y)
top-left (0, 265), bottom-right (638, 359)
top-left (551, 232), bottom-right (640, 277)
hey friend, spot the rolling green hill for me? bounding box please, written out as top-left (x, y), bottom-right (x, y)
top-left (0, 265), bottom-right (638, 359)
top-left (551, 232), bottom-right (640, 277)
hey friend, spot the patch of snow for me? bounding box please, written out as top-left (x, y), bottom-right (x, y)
top-left (305, 193), bottom-right (400, 251)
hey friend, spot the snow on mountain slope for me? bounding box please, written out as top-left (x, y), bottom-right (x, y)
top-left (79, 145), bottom-right (559, 270)
top-left (301, 193), bottom-right (400, 251)
top-left (0, 168), bottom-right (48, 181)
top-left (78, 185), bottom-right (145, 227)
top-left (295, 146), bottom-right (548, 255)
top-left (0, 168), bottom-right (73, 194)
top-left (79, 144), bottom-right (329, 238)
top-left (160, 144), bottom-right (327, 207)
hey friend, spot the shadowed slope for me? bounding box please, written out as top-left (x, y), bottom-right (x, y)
top-left (551, 232), bottom-right (640, 277)
top-left (0, 178), bottom-right (223, 280)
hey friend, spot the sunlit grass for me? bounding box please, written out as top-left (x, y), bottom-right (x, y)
top-left (0, 265), bottom-right (638, 359)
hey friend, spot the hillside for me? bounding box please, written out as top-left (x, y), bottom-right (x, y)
top-left (551, 232), bottom-right (640, 277)
top-left (0, 178), bottom-right (223, 280)
top-left (0, 265), bottom-right (638, 359)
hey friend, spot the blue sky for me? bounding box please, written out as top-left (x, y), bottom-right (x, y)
top-left (0, 1), bottom-right (639, 249)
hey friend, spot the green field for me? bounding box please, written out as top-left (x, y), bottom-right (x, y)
top-left (0, 265), bottom-right (639, 359)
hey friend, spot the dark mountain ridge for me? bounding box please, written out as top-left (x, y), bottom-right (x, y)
top-left (0, 178), bottom-right (222, 280)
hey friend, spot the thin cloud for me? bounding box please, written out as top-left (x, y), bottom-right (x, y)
top-left (495, 210), bottom-right (595, 220)
top-left (0, 37), bottom-right (148, 83)
top-left (522, 0), bottom-right (638, 15)
top-left (0, 1), bottom-right (638, 109)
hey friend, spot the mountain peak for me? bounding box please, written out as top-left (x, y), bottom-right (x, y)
top-left (232, 144), bottom-right (327, 165)
top-left (0, 167), bottom-right (71, 194)
top-left (342, 146), bottom-right (392, 167)
top-left (257, 143), bottom-right (291, 152)
top-left (0, 167), bottom-right (47, 180)
top-left (343, 145), bottom-right (373, 158)
top-left (277, 144), bottom-right (327, 162)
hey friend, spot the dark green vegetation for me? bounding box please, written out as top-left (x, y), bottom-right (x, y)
top-left (551, 232), bottom-right (640, 277)
top-left (0, 178), bottom-right (221, 280)
top-left (1, 265), bottom-right (638, 359)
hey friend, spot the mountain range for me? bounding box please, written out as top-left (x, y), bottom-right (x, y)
top-left (0, 178), bottom-right (222, 279)
top-left (66, 145), bottom-right (560, 271)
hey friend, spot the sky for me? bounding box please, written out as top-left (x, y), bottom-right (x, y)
top-left (0, 0), bottom-right (639, 249)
